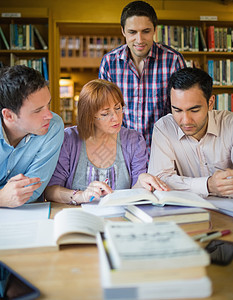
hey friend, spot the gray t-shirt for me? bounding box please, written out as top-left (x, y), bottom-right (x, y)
top-left (72, 134), bottom-right (131, 190)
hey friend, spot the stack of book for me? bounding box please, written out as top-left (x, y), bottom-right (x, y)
top-left (97, 222), bottom-right (212, 300)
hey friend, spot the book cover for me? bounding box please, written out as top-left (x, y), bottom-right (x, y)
top-left (104, 222), bottom-right (210, 270)
top-left (125, 204), bottom-right (210, 224)
top-left (101, 277), bottom-right (212, 300)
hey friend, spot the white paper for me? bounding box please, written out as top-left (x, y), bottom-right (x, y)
top-left (0, 202), bottom-right (51, 224)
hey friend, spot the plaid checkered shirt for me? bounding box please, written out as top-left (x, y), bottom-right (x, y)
top-left (99, 42), bottom-right (186, 153)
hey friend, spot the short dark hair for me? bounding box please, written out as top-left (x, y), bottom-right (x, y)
top-left (168, 67), bottom-right (213, 103)
top-left (77, 79), bottom-right (125, 140)
top-left (0, 65), bottom-right (48, 117)
top-left (121, 1), bottom-right (157, 30)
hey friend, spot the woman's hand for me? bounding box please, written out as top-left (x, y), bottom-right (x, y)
top-left (133, 173), bottom-right (170, 192)
top-left (74, 181), bottom-right (113, 203)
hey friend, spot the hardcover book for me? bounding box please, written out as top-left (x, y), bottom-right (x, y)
top-left (104, 222), bottom-right (210, 270)
top-left (125, 204), bottom-right (210, 224)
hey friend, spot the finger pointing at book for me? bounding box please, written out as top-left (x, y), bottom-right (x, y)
top-left (133, 173), bottom-right (170, 192)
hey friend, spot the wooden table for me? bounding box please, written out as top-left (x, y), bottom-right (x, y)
top-left (1, 203), bottom-right (233, 300)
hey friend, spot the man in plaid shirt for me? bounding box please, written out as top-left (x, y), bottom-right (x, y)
top-left (99, 1), bottom-right (186, 154)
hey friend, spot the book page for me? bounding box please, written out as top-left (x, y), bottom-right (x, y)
top-left (82, 202), bottom-right (125, 217)
top-left (0, 220), bottom-right (56, 254)
top-left (153, 190), bottom-right (216, 209)
top-left (98, 188), bottom-right (156, 206)
top-left (53, 208), bottom-right (105, 245)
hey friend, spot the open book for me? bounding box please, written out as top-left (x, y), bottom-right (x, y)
top-left (98, 188), bottom-right (216, 209)
top-left (0, 208), bottom-right (105, 255)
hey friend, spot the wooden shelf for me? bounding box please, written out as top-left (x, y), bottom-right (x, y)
top-left (0, 7), bottom-right (50, 82)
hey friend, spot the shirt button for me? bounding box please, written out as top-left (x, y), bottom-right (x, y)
top-left (7, 170), bottom-right (11, 174)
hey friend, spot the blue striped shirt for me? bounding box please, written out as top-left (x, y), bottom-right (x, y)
top-left (99, 42), bottom-right (186, 152)
top-left (0, 112), bottom-right (64, 202)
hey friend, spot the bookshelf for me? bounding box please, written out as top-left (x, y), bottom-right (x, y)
top-left (57, 22), bottom-right (124, 124)
top-left (59, 78), bottom-right (76, 127)
top-left (0, 7), bottom-right (51, 88)
top-left (60, 35), bottom-right (124, 69)
top-left (51, 10), bottom-right (233, 123)
top-left (154, 10), bottom-right (233, 111)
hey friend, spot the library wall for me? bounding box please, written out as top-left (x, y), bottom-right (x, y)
top-left (2, 0), bottom-right (233, 121)
top-left (1, 1), bottom-right (233, 22)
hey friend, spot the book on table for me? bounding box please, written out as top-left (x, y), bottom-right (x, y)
top-left (125, 204), bottom-right (210, 223)
top-left (0, 208), bottom-right (105, 255)
top-left (97, 221), bottom-right (212, 300)
top-left (104, 221), bottom-right (210, 270)
top-left (124, 204), bottom-right (212, 233)
top-left (98, 188), bottom-right (216, 209)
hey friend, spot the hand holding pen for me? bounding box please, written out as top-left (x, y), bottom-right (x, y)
top-left (88, 178), bottom-right (111, 202)
top-left (207, 166), bottom-right (233, 197)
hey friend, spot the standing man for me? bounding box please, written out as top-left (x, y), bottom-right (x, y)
top-left (99, 0), bottom-right (186, 152)
top-left (148, 67), bottom-right (233, 198)
top-left (0, 65), bottom-right (64, 207)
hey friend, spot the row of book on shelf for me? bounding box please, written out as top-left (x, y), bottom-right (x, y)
top-left (208, 59), bottom-right (233, 86)
top-left (60, 35), bottom-right (124, 58)
top-left (6, 54), bottom-right (48, 81)
top-left (0, 24), bottom-right (47, 50)
top-left (156, 25), bottom-right (233, 52)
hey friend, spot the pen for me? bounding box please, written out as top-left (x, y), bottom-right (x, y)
top-left (89, 178), bottom-right (109, 202)
top-left (214, 166), bottom-right (233, 179)
top-left (192, 231), bottom-right (218, 241)
top-left (200, 229), bottom-right (231, 243)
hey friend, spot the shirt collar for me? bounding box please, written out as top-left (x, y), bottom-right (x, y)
top-left (1, 122), bottom-right (10, 144)
top-left (177, 110), bottom-right (218, 141)
top-left (207, 110), bottom-right (218, 136)
top-left (0, 118), bottom-right (32, 146)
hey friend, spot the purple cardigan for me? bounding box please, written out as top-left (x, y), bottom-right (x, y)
top-left (48, 126), bottom-right (148, 189)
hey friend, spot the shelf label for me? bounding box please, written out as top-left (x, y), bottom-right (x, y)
top-left (200, 16), bottom-right (218, 21)
top-left (1, 12), bottom-right (21, 18)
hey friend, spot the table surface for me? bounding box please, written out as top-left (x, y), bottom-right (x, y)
top-left (1, 202), bottom-right (233, 300)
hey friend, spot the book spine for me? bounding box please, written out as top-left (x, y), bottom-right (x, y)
top-left (34, 26), bottom-right (48, 50)
top-left (30, 25), bottom-right (35, 50)
top-left (207, 26), bottom-right (215, 52)
top-left (26, 24), bottom-right (30, 50)
top-left (0, 26), bottom-right (9, 50)
top-left (199, 27), bottom-right (207, 52)
top-left (42, 57), bottom-right (49, 81)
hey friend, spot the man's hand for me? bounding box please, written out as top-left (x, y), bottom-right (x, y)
top-left (133, 173), bottom-right (170, 192)
top-left (0, 174), bottom-right (42, 208)
top-left (207, 168), bottom-right (233, 196)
